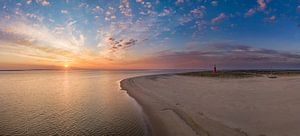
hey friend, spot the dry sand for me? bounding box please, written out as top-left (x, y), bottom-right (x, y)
top-left (121, 74), bottom-right (300, 136)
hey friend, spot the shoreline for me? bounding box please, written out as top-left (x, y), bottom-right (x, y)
top-left (120, 75), bottom-right (246, 136)
top-left (120, 75), bottom-right (170, 136)
top-left (121, 73), bottom-right (300, 136)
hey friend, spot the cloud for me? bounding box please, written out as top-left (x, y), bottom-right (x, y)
top-left (265, 15), bottom-right (276, 22)
top-left (211, 13), bottom-right (226, 24)
top-left (2, 0), bottom-right (298, 69)
top-left (0, 17), bottom-right (95, 67)
top-left (245, 8), bottom-right (256, 16)
top-left (269, 15), bottom-right (276, 21)
top-left (36, 0), bottom-right (50, 6)
top-left (211, 1), bottom-right (218, 6)
top-left (136, 0), bottom-right (143, 3)
top-left (95, 12), bottom-right (178, 59)
top-left (257, 0), bottom-right (266, 10)
top-left (210, 26), bottom-right (220, 31)
top-left (131, 43), bottom-right (300, 69)
top-left (158, 8), bottom-right (171, 16)
top-left (26, 0), bottom-right (32, 4)
top-left (25, 13), bottom-right (44, 22)
top-left (61, 10), bottom-right (68, 14)
top-left (190, 8), bottom-right (204, 18)
top-left (119, 0), bottom-right (133, 17)
top-left (16, 3), bottom-right (22, 6)
top-left (178, 14), bottom-right (193, 25)
top-left (92, 5), bottom-right (103, 14)
top-left (175, 0), bottom-right (184, 5)
top-left (98, 36), bottom-right (138, 53)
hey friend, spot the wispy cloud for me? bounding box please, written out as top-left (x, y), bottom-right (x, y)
top-left (245, 8), bottom-right (256, 17)
top-left (265, 15), bottom-right (276, 22)
top-left (0, 16), bottom-right (94, 67)
top-left (0, 11), bottom-right (169, 68)
top-left (211, 13), bottom-right (226, 24)
top-left (0, 0), bottom-right (299, 69)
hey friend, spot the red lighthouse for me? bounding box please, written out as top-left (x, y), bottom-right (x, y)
top-left (213, 65), bottom-right (217, 74)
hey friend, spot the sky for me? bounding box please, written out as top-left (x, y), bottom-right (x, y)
top-left (0, 0), bottom-right (300, 70)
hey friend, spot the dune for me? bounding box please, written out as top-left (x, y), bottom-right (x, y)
top-left (121, 74), bottom-right (300, 136)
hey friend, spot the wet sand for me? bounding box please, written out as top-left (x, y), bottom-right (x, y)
top-left (121, 74), bottom-right (300, 136)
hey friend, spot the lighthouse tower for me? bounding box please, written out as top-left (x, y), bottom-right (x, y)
top-left (213, 65), bottom-right (217, 74)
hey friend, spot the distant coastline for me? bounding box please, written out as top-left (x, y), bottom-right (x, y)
top-left (0, 69), bottom-right (61, 71)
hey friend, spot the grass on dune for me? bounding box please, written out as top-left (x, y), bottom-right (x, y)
top-left (178, 70), bottom-right (300, 78)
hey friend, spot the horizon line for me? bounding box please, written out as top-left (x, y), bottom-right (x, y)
top-left (1, 68), bottom-right (300, 72)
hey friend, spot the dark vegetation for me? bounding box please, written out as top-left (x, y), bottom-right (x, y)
top-left (178, 70), bottom-right (300, 78)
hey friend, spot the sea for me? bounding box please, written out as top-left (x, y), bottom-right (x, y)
top-left (0, 69), bottom-right (194, 136)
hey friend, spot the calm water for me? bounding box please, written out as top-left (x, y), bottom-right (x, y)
top-left (0, 70), bottom-right (186, 136)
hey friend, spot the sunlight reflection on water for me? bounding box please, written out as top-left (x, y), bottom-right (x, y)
top-left (0, 70), bottom-right (186, 136)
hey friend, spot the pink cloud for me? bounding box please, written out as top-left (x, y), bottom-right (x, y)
top-left (269, 15), bottom-right (276, 21)
top-left (190, 8), bottom-right (202, 14)
top-left (190, 8), bottom-right (204, 18)
top-left (245, 8), bottom-right (256, 16)
top-left (36, 0), bottom-right (50, 6)
top-left (159, 8), bottom-right (171, 16)
top-left (265, 15), bottom-right (276, 22)
top-left (257, 0), bottom-right (266, 10)
top-left (175, 0), bottom-right (184, 5)
top-left (211, 13), bottom-right (226, 24)
top-left (119, 0), bottom-right (133, 17)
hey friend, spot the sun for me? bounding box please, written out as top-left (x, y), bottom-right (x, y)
top-left (64, 64), bottom-right (69, 68)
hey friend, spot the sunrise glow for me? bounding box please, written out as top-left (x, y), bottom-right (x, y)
top-left (0, 0), bottom-right (299, 70)
top-left (64, 64), bottom-right (69, 68)
top-left (1, 1), bottom-right (300, 136)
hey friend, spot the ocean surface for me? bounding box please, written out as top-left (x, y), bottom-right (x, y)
top-left (0, 70), bottom-right (190, 136)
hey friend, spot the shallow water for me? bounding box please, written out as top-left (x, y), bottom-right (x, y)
top-left (0, 70), bottom-right (185, 136)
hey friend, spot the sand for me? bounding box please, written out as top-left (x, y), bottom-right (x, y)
top-left (120, 74), bottom-right (300, 136)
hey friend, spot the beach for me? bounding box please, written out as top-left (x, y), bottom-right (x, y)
top-left (121, 74), bottom-right (300, 136)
